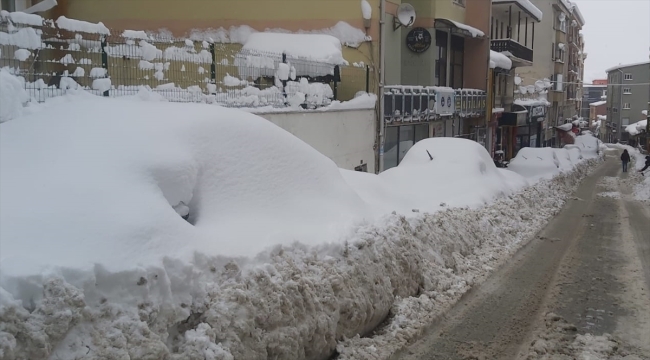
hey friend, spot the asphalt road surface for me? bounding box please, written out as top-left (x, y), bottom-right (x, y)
top-left (391, 150), bottom-right (650, 360)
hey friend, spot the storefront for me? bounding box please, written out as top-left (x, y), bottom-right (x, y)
top-left (497, 110), bottom-right (528, 159)
top-left (523, 105), bottom-right (547, 148)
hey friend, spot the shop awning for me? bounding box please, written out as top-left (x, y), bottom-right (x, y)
top-left (434, 18), bottom-right (486, 38)
top-left (499, 110), bottom-right (528, 127)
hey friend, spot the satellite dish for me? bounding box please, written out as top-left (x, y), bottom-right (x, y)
top-left (394, 3), bottom-right (416, 30)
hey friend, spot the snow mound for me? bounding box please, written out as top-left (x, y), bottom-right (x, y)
top-left (341, 138), bottom-right (528, 214)
top-left (489, 50), bottom-right (512, 70)
top-left (0, 94), bottom-right (371, 279)
top-left (508, 147), bottom-right (561, 182)
top-left (0, 69), bottom-right (30, 123)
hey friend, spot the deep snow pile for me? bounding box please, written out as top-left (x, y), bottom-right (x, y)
top-left (0, 89), bottom-right (601, 360)
top-left (509, 135), bottom-right (603, 183)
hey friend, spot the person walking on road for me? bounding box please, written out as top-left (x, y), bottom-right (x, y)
top-left (621, 149), bottom-right (631, 173)
top-left (640, 155), bottom-right (650, 175)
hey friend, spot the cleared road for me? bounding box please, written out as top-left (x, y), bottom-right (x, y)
top-left (391, 151), bottom-right (650, 360)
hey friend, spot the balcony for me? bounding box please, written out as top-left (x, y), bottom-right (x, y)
top-left (490, 39), bottom-right (533, 66)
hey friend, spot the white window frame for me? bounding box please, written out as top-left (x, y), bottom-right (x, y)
top-left (622, 118), bottom-right (630, 126)
top-left (623, 103), bottom-right (631, 109)
top-left (623, 88), bottom-right (632, 94)
top-left (624, 73), bottom-right (633, 80)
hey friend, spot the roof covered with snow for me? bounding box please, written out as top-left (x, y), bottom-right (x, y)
top-left (589, 100), bottom-right (606, 106)
top-left (556, 123), bottom-right (574, 131)
top-left (435, 18), bottom-right (485, 38)
top-left (514, 98), bottom-right (551, 107)
top-left (625, 119), bottom-right (647, 136)
top-left (241, 32), bottom-right (347, 65)
top-left (605, 61), bottom-right (650, 73)
top-left (492, 0), bottom-right (543, 22)
top-left (490, 50), bottom-right (512, 70)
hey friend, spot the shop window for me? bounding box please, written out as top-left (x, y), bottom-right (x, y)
top-left (384, 126), bottom-right (399, 170)
top-left (435, 30), bottom-right (447, 87)
top-left (398, 126), bottom-right (415, 162)
top-left (384, 124), bottom-right (430, 170)
top-left (450, 35), bottom-right (464, 89)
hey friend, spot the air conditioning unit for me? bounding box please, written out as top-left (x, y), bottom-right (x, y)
top-left (555, 74), bottom-right (564, 91)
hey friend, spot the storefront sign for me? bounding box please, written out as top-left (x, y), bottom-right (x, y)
top-left (406, 28), bottom-right (432, 53)
top-left (530, 106), bottom-right (546, 118)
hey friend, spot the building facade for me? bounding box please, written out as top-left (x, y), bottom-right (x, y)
top-left (581, 82), bottom-right (607, 119)
top-left (515, 0), bottom-right (585, 147)
top-left (606, 61), bottom-right (650, 143)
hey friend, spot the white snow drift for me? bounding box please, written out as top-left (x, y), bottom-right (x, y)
top-left (0, 88), bottom-right (602, 359)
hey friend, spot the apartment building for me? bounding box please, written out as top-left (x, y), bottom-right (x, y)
top-left (489, 0), bottom-right (543, 158)
top-left (606, 61), bottom-right (650, 143)
top-left (516, 0), bottom-right (585, 147)
top-left (581, 80), bottom-right (607, 119)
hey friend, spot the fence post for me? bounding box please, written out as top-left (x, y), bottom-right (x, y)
top-left (281, 53), bottom-right (288, 105)
top-left (333, 65), bottom-right (340, 101)
top-left (209, 43), bottom-right (216, 91)
top-left (100, 36), bottom-right (109, 97)
top-left (365, 65), bottom-right (370, 94)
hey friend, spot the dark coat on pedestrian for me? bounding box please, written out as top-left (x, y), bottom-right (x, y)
top-left (621, 150), bottom-right (630, 163)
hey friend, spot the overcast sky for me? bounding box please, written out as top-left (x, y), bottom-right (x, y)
top-left (572, 0), bottom-right (650, 83)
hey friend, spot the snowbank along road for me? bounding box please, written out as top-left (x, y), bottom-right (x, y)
top-left (392, 149), bottom-right (650, 360)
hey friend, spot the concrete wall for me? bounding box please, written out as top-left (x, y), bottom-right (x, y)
top-left (258, 109), bottom-right (377, 173)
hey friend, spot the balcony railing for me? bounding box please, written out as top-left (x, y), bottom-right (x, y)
top-left (490, 39), bottom-right (533, 63)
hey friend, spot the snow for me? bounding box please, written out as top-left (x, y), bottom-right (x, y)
top-left (13, 48), bottom-right (31, 61)
top-left (0, 87), bottom-right (603, 359)
top-left (557, 123), bottom-right (573, 131)
top-left (625, 119), bottom-right (647, 136)
top-left (0, 69), bottom-right (30, 123)
top-left (514, 97), bottom-right (551, 107)
top-left (493, 107), bottom-right (505, 113)
top-left (89, 67), bottom-right (107, 78)
top-left (241, 32), bottom-right (347, 65)
top-left (508, 147), bottom-right (561, 182)
top-left (121, 30), bottom-right (149, 40)
top-left (59, 53), bottom-right (75, 65)
top-left (188, 21), bottom-right (370, 48)
top-left (0, 10), bottom-right (43, 26)
top-left (489, 50), bottom-right (512, 70)
top-left (71, 67), bottom-right (85, 77)
top-left (605, 60), bottom-right (650, 73)
top-left (222, 73), bottom-right (248, 87)
top-left (341, 138), bottom-right (528, 214)
top-left (643, 110), bottom-right (648, 116)
top-left (445, 19), bottom-right (485, 38)
top-left (92, 78), bottom-right (111, 92)
top-left (361, 0), bottom-right (372, 20)
top-left (492, 0), bottom-right (543, 21)
top-left (0, 27), bottom-right (42, 49)
top-left (55, 16), bottom-right (111, 35)
top-left (590, 100), bottom-right (606, 106)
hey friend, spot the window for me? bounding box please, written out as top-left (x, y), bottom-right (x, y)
top-left (622, 118), bottom-right (630, 126)
top-left (435, 30), bottom-right (447, 87)
top-left (623, 103), bottom-right (631, 109)
top-left (613, 108), bottom-right (618, 113)
top-left (452, 0), bottom-right (465, 7)
top-left (1, 0), bottom-right (15, 11)
top-left (623, 88), bottom-right (632, 94)
top-left (450, 35), bottom-right (464, 89)
top-left (624, 73), bottom-right (633, 80)
top-left (384, 124), bottom-right (430, 170)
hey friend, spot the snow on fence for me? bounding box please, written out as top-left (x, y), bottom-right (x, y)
top-left (0, 16), bottom-right (373, 108)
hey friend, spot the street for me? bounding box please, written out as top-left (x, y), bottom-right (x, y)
top-left (392, 150), bottom-right (650, 360)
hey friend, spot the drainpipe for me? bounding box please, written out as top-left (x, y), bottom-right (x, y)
top-left (486, 2), bottom-right (494, 154)
top-left (617, 68), bottom-right (623, 141)
top-left (378, 0), bottom-right (386, 172)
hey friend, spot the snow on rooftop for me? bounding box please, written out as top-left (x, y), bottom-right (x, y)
top-left (0, 10), bottom-right (43, 26)
top-left (446, 19), bottom-right (485, 37)
top-left (571, 3), bottom-right (585, 26)
top-left (56, 16), bottom-right (110, 35)
top-left (605, 61), bottom-right (650, 73)
top-left (625, 119), bottom-right (647, 136)
top-left (557, 123), bottom-right (574, 131)
top-left (242, 32), bottom-right (347, 65)
top-left (589, 100), bottom-right (606, 106)
top-left (492, 0), bottom-right (542, 22)
top-left (490, 50), bottom-right (512, 70)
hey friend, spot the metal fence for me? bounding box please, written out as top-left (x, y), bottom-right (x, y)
top-left (0, 18), bottom-right (372, 108)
